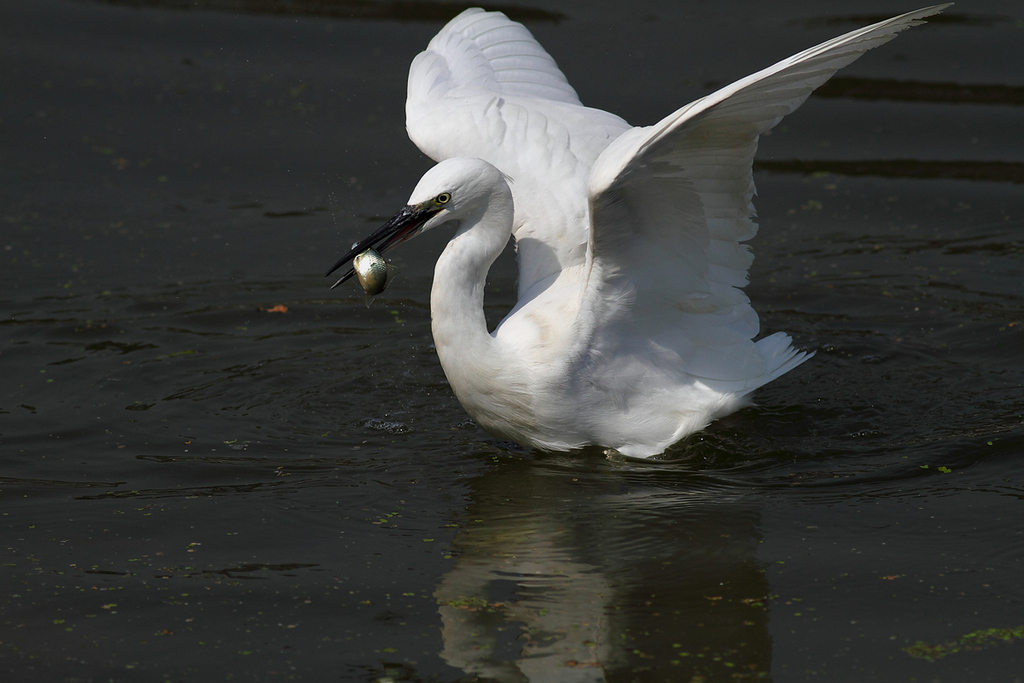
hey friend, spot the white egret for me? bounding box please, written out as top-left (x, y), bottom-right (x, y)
top-left (327, 6), bottom-right (948, 457)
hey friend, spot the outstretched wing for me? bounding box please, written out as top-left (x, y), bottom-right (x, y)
top-left (406, 8), bottom-right (631, 296)
top-left (584, 6), bottom-right (948, 389)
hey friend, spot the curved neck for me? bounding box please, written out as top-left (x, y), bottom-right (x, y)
top-left (430, 188), bottom-right (513, 396)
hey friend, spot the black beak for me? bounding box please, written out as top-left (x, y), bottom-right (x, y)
top-left (324, 204), bottom-right (440, 289)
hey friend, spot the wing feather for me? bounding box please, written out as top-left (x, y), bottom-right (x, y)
top-left (584, 5), bottom-right (949, 387)
top-left (406, 8), bottom-right (631, 296)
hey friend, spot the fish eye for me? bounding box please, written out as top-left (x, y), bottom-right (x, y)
top-left (435, 192), bottom-right (451, 205)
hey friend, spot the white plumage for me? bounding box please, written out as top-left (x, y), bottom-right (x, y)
top-left (327, 6), bottom-right (948, 457)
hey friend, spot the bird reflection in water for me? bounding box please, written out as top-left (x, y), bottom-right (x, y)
top-left (433, 455), bottom-right (772, 681)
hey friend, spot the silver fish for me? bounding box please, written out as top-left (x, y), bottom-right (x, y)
top-left (352, 248), bottom-right (397, 306)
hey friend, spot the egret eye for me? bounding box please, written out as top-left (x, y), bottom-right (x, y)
top-left (435, 192), bottom-right (451, 205)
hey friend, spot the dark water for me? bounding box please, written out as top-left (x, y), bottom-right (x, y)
top-left (2, 1), bottom-right (1023, 680)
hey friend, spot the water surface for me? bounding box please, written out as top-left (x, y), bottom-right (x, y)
top-left (2, 1), bottom-right (1022, 680)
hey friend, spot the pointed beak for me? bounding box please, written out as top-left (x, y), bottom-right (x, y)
top-left (325, 203), bottom-right (442, 289)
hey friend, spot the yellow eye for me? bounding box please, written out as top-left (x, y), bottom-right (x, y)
top-left (435, 192), bottom-right (451, 205)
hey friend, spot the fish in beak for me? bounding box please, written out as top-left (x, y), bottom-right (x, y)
top-left (324, 202), bottom-right (443, 291)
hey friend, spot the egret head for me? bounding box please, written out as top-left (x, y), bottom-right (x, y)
top-left (325, 158), bottom-right (509, 289)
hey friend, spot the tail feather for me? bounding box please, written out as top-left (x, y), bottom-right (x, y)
top-left (755, 331), bottom-right (813, 386)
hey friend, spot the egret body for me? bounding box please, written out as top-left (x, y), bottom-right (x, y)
top-left (327, 6), bottom-right (948, 457)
